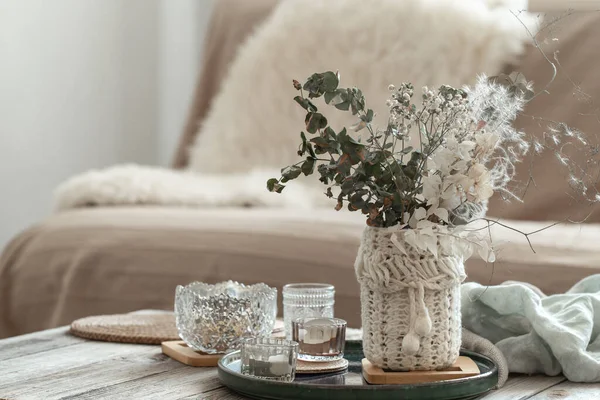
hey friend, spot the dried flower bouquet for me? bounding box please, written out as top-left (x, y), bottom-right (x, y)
top-left (268, 71), bottom-right (536, 261)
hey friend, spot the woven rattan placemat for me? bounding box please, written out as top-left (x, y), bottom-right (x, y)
top-left (70, 313), bottom-right (179, 344)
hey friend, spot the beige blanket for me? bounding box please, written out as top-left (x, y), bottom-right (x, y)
top-left (3, 207), bottom-right (600, 339)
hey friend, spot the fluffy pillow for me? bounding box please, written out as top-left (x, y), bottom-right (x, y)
top-left (188, 0), bottom-right (534, 175)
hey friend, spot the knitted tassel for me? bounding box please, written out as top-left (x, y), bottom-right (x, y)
top-left (414, 283), bottom-right (432, 336)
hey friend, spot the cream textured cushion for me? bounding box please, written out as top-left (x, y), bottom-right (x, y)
top-left (189, 0), bottom-right (532, 174)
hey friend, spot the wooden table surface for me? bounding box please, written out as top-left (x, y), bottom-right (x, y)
top-left (0, 327), bottom-right (598, 400)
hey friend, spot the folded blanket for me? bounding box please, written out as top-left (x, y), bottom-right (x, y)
top-left (462, 275), bottom-right (600, 382)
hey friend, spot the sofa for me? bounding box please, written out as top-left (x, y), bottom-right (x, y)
top-left (2, 1), bottom-right (600, 339)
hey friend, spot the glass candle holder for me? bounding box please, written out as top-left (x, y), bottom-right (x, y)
top-left (283, 283), bottom-right (334, 340)
top-left (241, 337), bottom-right (299, 382)
top-left (292, 317), bottom-right (346, 362)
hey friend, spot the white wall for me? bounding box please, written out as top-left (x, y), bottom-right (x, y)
top-left (158, 0), bottom-right (214, 166)
top-left (0, 0), bottom-right (214, 249)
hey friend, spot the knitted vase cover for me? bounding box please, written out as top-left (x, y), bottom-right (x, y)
top-left (355, 226), bottom-right (467, 371)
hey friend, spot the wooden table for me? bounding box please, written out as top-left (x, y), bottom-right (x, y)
top-left (0, 327), bottom-right (597, 399)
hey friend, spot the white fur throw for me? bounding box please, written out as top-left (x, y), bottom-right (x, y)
top-left (54, 165), bottom-right (327, 210)
top-left (54, 0), bottom-right (534, 211)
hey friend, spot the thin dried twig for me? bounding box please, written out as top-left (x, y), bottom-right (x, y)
top-left (479, 218), bottom-right (561, 253)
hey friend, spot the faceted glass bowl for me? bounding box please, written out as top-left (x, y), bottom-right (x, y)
top-left (175, 281), bottom-right (277, 354)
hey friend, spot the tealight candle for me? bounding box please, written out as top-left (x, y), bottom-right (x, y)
top-left (267, 354), bottom-right (292, 376)
top-left (292, 317), bottom-right (346, 362)
top-left (241, 337), bottom-right (299, 382)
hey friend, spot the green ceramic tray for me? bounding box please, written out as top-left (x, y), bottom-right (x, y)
top-left (218, 341), bottom-right (498, 400)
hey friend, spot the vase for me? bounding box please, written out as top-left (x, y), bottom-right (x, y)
top-left (354, 226), bottom-right (467, 371)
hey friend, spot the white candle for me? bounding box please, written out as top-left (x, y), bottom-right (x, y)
top-left (302, 318), bottom-right (336, 344)
top-left (267, 354), bottom-right (291, 376)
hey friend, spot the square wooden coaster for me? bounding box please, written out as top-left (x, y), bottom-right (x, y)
top-left (362, 356), bottom-right (480, 385)
top-left (161, 341), bottom-right (223, 367)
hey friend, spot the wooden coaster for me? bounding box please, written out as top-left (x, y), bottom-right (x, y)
top-left (362, 356), bottom-right (480, 385)
top-left (161, 341), bottom-right (223, 367)
top-left (296, 358), bottom-right (348, 374)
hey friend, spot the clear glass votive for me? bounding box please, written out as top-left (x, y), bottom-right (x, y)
top-left (241, 337), bottom-right (299, 382)
top-left (292, 317), bottom-right (346, 362)
top-left (283, 283), bottom-right (335, 340)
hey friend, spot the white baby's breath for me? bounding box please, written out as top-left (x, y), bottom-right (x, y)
top-left (379, 74), bottom-right (532, 257)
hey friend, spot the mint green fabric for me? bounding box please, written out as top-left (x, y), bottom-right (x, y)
top-left (461, 275), bottom-right (600, 382)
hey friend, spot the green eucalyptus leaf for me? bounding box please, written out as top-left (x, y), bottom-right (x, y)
top-left (281, 165), bottom-right (302, 183)
top-left (324, 126), bottom-right (336, 140)
top-left (301, 157), bottom-right (316, 176)
top-left (300, 131), bottom-right (308, 143)
top-left (310, 137), bottom-right (328, 146)
top-left (324, 89), bottom-right (345, 105)
top-left (335, 101), bottom-right (351, 111)
top-left (360, 109), bottom-right (374, 123)
top-left (305, 112), bottom-right (328, 133)
top-left (318, 164), bottom-right (335, 185)
top-left (267, 178), bottom-right (285, 193)
top-left (350, 192), bottom-right (366, 209)
top-left (322, 71), bottom-right (339, 92)
top-left (274, 184), bottom-right (285, 193)
top-left (267, 178), bottom-right (277, 191)
top-left (307, 142), bottom-right (317, 158)
top-left (337, 154), bottom-right (352, 175)
top-left (341, 178), bottom-right (355, 194)
top-left (354, 163), bottom-right (366, 177)
top-left (403, 165), bottom-right (417, 179)
top-left (408, 151), bottom-right (423, 167)
top-left (294, 96), bottom-right (318, 112)
top-left (297, 131), bottom-right (308, 156)
top-left (384, 209), bottom-right (397, 224)
top-left (303, 71), bottom-right (339, 98)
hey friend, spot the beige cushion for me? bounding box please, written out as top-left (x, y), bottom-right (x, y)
top-left (2, 207), bottom-right (600, 338)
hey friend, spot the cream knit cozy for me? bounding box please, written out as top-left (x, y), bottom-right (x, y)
top-left (355, 226), bottom-right (468, 371)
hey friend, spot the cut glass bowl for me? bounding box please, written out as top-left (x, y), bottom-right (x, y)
top-left (175, 281), bottom-right (277, 354)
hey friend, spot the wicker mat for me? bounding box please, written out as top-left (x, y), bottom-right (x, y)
top-left (70, 312), bottom-right (179, 344)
